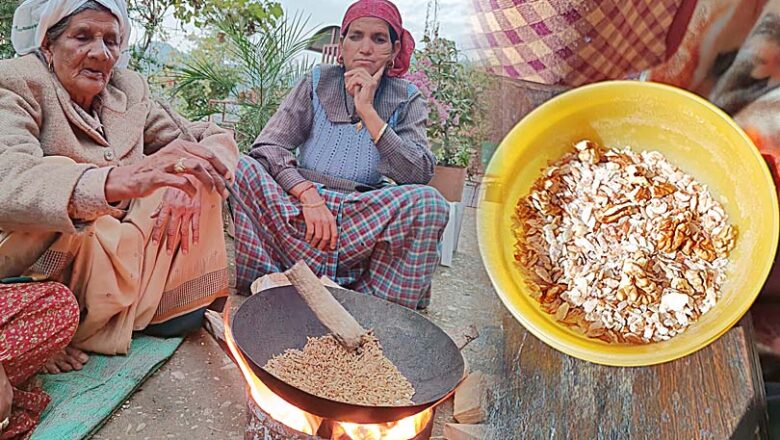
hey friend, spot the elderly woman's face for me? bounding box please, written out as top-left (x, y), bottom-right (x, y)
top-left (340, 17), bottom-right (400, 75)
top-left (43, 9), bottom-right (121, 108)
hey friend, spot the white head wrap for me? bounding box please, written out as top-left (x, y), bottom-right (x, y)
top-left (11, 0), bottom-right (131, 68)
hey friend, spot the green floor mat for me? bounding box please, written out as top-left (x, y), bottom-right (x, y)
top-left (30, 335), bottom-right (183, 440)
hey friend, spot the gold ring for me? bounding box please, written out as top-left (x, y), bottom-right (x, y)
top-left (173, 158), bottom-right (186, 174)
top-left (0, 417), bottom-right (9, 431)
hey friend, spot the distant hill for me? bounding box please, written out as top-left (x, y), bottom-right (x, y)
top-left (150, 41), bottom-right (181, 63)
top-left (133, 41), bottom-right (183, 73)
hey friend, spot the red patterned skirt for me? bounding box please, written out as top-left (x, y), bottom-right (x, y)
top-left (0, 282), bottom-right (79, 440)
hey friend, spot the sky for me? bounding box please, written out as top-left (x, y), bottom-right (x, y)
top-left (136, 0), bottom-right (472, 55)
top-left (279, 0), bottom-right (471, 48)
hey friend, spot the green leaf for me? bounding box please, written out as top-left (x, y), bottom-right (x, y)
top-left (405, 29), bottom-right (489, 170)
top-left (169, 8), bottom-right (315, 151)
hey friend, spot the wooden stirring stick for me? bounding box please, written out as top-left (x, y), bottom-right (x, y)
top-left (285, 260), bottom-right (367, 351)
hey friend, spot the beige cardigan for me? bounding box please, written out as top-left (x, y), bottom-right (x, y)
top-left (0, 54), bottom-right (238, 234)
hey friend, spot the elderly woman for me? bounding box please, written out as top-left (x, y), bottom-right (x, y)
top-left (232, 0), bottom-right (449, 309)
top-left (0, 0), bottom-right (237, 402)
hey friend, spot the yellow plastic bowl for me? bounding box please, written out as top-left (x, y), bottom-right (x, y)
top-left (477, 80), bottom-right (779, 366)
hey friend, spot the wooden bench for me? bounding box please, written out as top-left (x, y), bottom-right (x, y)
top-left (482, 75), bottom-right (768, 439)
top-left (490, 310), bottom-right (766, 438)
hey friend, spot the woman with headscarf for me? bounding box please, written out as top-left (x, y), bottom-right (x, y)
top-left (0, 1), bottom-right (238, 432)
top-left (233, 0), bottom-right (449, 310)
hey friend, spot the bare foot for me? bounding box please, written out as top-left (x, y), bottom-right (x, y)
top-left (42, 346), bottom-right (89, 374)
top-left (0, 364), bottom-right (12, 423)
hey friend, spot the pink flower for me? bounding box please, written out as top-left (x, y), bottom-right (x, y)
top-left (404, 70), bottom-right (434, 100)
top-left (435, 101), bottom-right (450, 127)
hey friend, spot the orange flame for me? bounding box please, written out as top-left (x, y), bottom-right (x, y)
top-left (333, 409), bottom-right (434, 440)
top-left (223, 302), bottom-right (432, 439)
top-left (224, 304), bottom-right (323, 435)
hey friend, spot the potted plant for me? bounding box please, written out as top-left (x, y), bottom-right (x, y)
top-left (405, 34), bottom-right (484, 202)
top-left (427, 133), bottom-right (471, 202)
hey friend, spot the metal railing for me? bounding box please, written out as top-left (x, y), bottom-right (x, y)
top-left (322, 44), bottom-right (339, 65)
top-left (207, 99), bottom-right (241, 129)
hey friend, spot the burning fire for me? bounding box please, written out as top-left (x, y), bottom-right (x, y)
top-left (224, 304), bottom-right (433, 439)
top-left (332, 410), bottom-right (434, 440)
top-left (224, 306), bottom-right (323, 434)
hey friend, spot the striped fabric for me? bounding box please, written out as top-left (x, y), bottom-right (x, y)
top-left (469, 0), bottom-right (691, 86)
top-left (232, 156), bottom-right (449, 309)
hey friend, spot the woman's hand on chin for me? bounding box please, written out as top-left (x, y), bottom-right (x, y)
top-left (104, 139), bottom-right (231, 203)
top-left (345, 64), bottom-right (385, 121)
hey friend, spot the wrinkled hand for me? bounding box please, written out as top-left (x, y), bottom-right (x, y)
top-left (0, 365), bottom-right (12, 428)
top-left (300, 190), bottom-right (337, 251)
top-left (345, 64), bottom-right (385, 120)
top-left (151, 187), bottom-right (202, 255)
top-left (105, 139), bottom-right (230, 203)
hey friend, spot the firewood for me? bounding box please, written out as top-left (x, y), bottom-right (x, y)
top-left (444, 423), bottom-right (487, 440)
top-left (454, 372), bottom-right (487, 424)
top-left (284, 260), bottom-right (367, 351)
top-left (203, 310), bottom-right (225, 342)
